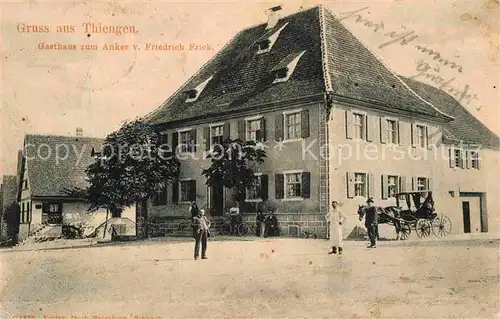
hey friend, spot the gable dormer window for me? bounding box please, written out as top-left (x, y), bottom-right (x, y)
top-left (258, 40), bottom-right (270, 52)
top-left (272, 50), bottom-right (306, 84)
top-left (256, 22), bottom-right (289, 54)
top-left (184, 75), bottom-right (213, 103)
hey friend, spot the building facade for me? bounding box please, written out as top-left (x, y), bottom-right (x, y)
top-left (142, 5), bottom-right (499, 238)
top-left (16, 133), bottom-right (136, 241)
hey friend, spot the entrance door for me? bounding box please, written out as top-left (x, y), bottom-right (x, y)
top-left (462, 201), bottom-right (471, 233)
top-left (210, 185), bottom-right (224, 216)
top-left (460, 193), bottom-right (484, 233)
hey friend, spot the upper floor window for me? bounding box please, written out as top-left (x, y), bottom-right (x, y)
top-left (354, 173), bottom-right (367, 197)
top-left (246, 119), bottom-right (262, 142)
top-left (386, 119), bottom-right (398, 144)
top-left (211, 125), bottom-right (224, 146)
top-left (23, 180), bottom-right (28, 189)
top-left (285, 111), bottom-right (301, 140)
top-left (416, 125), bottom-right (427, 148)
top-left (353, 113), bottom-right (366, 140)
top-left (471, 151), bottom-right (479, 169)
top-left (178, 129), bottom-right (196, 153)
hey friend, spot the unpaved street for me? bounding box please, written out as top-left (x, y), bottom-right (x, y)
top-left (1, 238), bottom-right (499, 318)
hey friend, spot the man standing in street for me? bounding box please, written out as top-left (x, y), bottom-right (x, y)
top-left (189, 201), bottom-right (199, 238)
top-left (365, 198), bottom-right (378, 248)
top-left (193, 209), bottom-right (210, 260)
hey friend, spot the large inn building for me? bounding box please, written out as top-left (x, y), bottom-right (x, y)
top-left (142, 5), bottom-right (499, 238)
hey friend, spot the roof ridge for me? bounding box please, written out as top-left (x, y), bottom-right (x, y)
top-left (323, 6), bottom-right (454, 121)
top-left (318, 5), bottom-right (333, 93)
top-left (401, 75), bottom-right (500, 142)
top-left (25, 133), bottom-right (104, 140)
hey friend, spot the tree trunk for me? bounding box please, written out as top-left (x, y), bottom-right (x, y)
top-left (103, 208), bottom-right (109, 239)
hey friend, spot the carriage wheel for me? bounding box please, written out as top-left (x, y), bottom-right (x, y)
top-left (238, 223), bottom-right (250, 237)
top-left (399, 223), bottom-right (411, 240)
top-left (416, 220), bottom-right (432, 239)
top-left (220, 222), bottom-right (232, 236)
top-left (431, 215), bottom-right (452, 237)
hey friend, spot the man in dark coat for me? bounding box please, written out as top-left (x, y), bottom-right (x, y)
top-left (189, 201), bottom-right (199, 238)
top-left (365, 198), bottom-right (378, 248)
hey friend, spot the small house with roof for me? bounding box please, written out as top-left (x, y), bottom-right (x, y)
top-left (16, 132), bottom-right (136, 241)
top-left (142, 5), bottom-right (499, 238)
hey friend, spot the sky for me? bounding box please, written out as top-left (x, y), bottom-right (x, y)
top-left (1, 0), bottom-right (499, 180)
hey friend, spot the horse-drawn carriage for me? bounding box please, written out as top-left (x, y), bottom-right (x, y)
top-left (358, 191), bottom-right (452, 240)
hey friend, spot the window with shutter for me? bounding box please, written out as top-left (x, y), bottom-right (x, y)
top-left (172, 132), bottom-right (179, 156)
top-left (246, 174), bottom-right (263, 201)
top-left (260, 174), bottom-right (269, 200)
top-left (179, 180), bottom-right (196, 202)
top-left (411, 123), bottom-right (417, 148)
top-left (353, 113), bottom-right (366, 140)
top-left (284, 111), bottom-right (302, 140)
top-left (284, 172), bottom-right (302, 198)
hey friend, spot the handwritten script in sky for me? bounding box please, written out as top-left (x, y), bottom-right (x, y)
top-left (338, 7), bottom-right (484, 111)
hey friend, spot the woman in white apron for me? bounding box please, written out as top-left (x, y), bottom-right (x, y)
top-left (325, 201), bottom-right (347, 255)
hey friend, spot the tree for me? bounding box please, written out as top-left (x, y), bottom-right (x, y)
top-left (201, 139), bottom-right (266, 202)
top-left (75, 120), bottom-right (180, 217)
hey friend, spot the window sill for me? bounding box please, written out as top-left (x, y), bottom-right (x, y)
top-left (283, 138), bottom-right (303, 143)
top-left (178, 201), bottom-right (192, 205)
top-left (245, 199), bottom-right (263, 203)
top-left (282, 197), bottom-right (304, 202)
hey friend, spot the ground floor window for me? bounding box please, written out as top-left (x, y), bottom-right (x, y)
top-left (285, 173), bottom-right (302, 198)
top-left (354, 173), bottom-right (367, 197)
top-left (246, 175), bottom-right (262, 200)
top-left (180, 180), bottom-right (196, 203)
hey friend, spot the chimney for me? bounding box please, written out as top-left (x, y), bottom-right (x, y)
top-left (76, 127), bottom-right (83, 137)
top-left (266, 5), bottom-right (282, 29)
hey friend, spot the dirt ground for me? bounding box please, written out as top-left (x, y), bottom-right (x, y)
top-left (1, 238), bottom-right (499, 318)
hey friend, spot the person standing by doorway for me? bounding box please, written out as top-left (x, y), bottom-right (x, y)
top-left (193, 209), bottom-right (210, 260)
top-left (325, 201), bottom-right (347, 255)
top-left (365, 198), bottom-right (378, 248)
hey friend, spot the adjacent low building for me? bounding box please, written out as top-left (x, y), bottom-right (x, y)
top-left (16, 132), bottom-right (136, 241)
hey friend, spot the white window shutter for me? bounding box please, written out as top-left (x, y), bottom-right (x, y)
top-left (400, 176), bottom-right (407, 192)
top-left (427, 178), bottom-right (433, 191)
top-left (379, 117), bottom-right (386, 144)
top-left (345, 111), bottom-right (353, 139)
top-left (397, 121), bottom-right (401, 145)
top-left (366, 115), bottom-right (374, 142)
top-left (466, 150), bottom-right (471, 169)
top-left (412, 177), bottom-right (417, 191)
top-left (346, 172), bottom-right (355, 198)
top-left (381, 175), bottom-right (388, 199)
top-left (368, 173), bottom-right (375, 198)
top-left (449, 147), bottom-right (455, 168)
top-left (411, 123), bottom-right (417, 148)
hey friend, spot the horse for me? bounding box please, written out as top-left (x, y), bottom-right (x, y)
top-left (357, 205), bottom-right (403, 240)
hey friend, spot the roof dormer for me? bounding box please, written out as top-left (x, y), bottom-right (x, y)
top-left (256, 22), bottom-right (289, 54)
top-left (184, 76), bottom-right (213, 103)
top-left (272, 50), bottom-right (306, 84)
